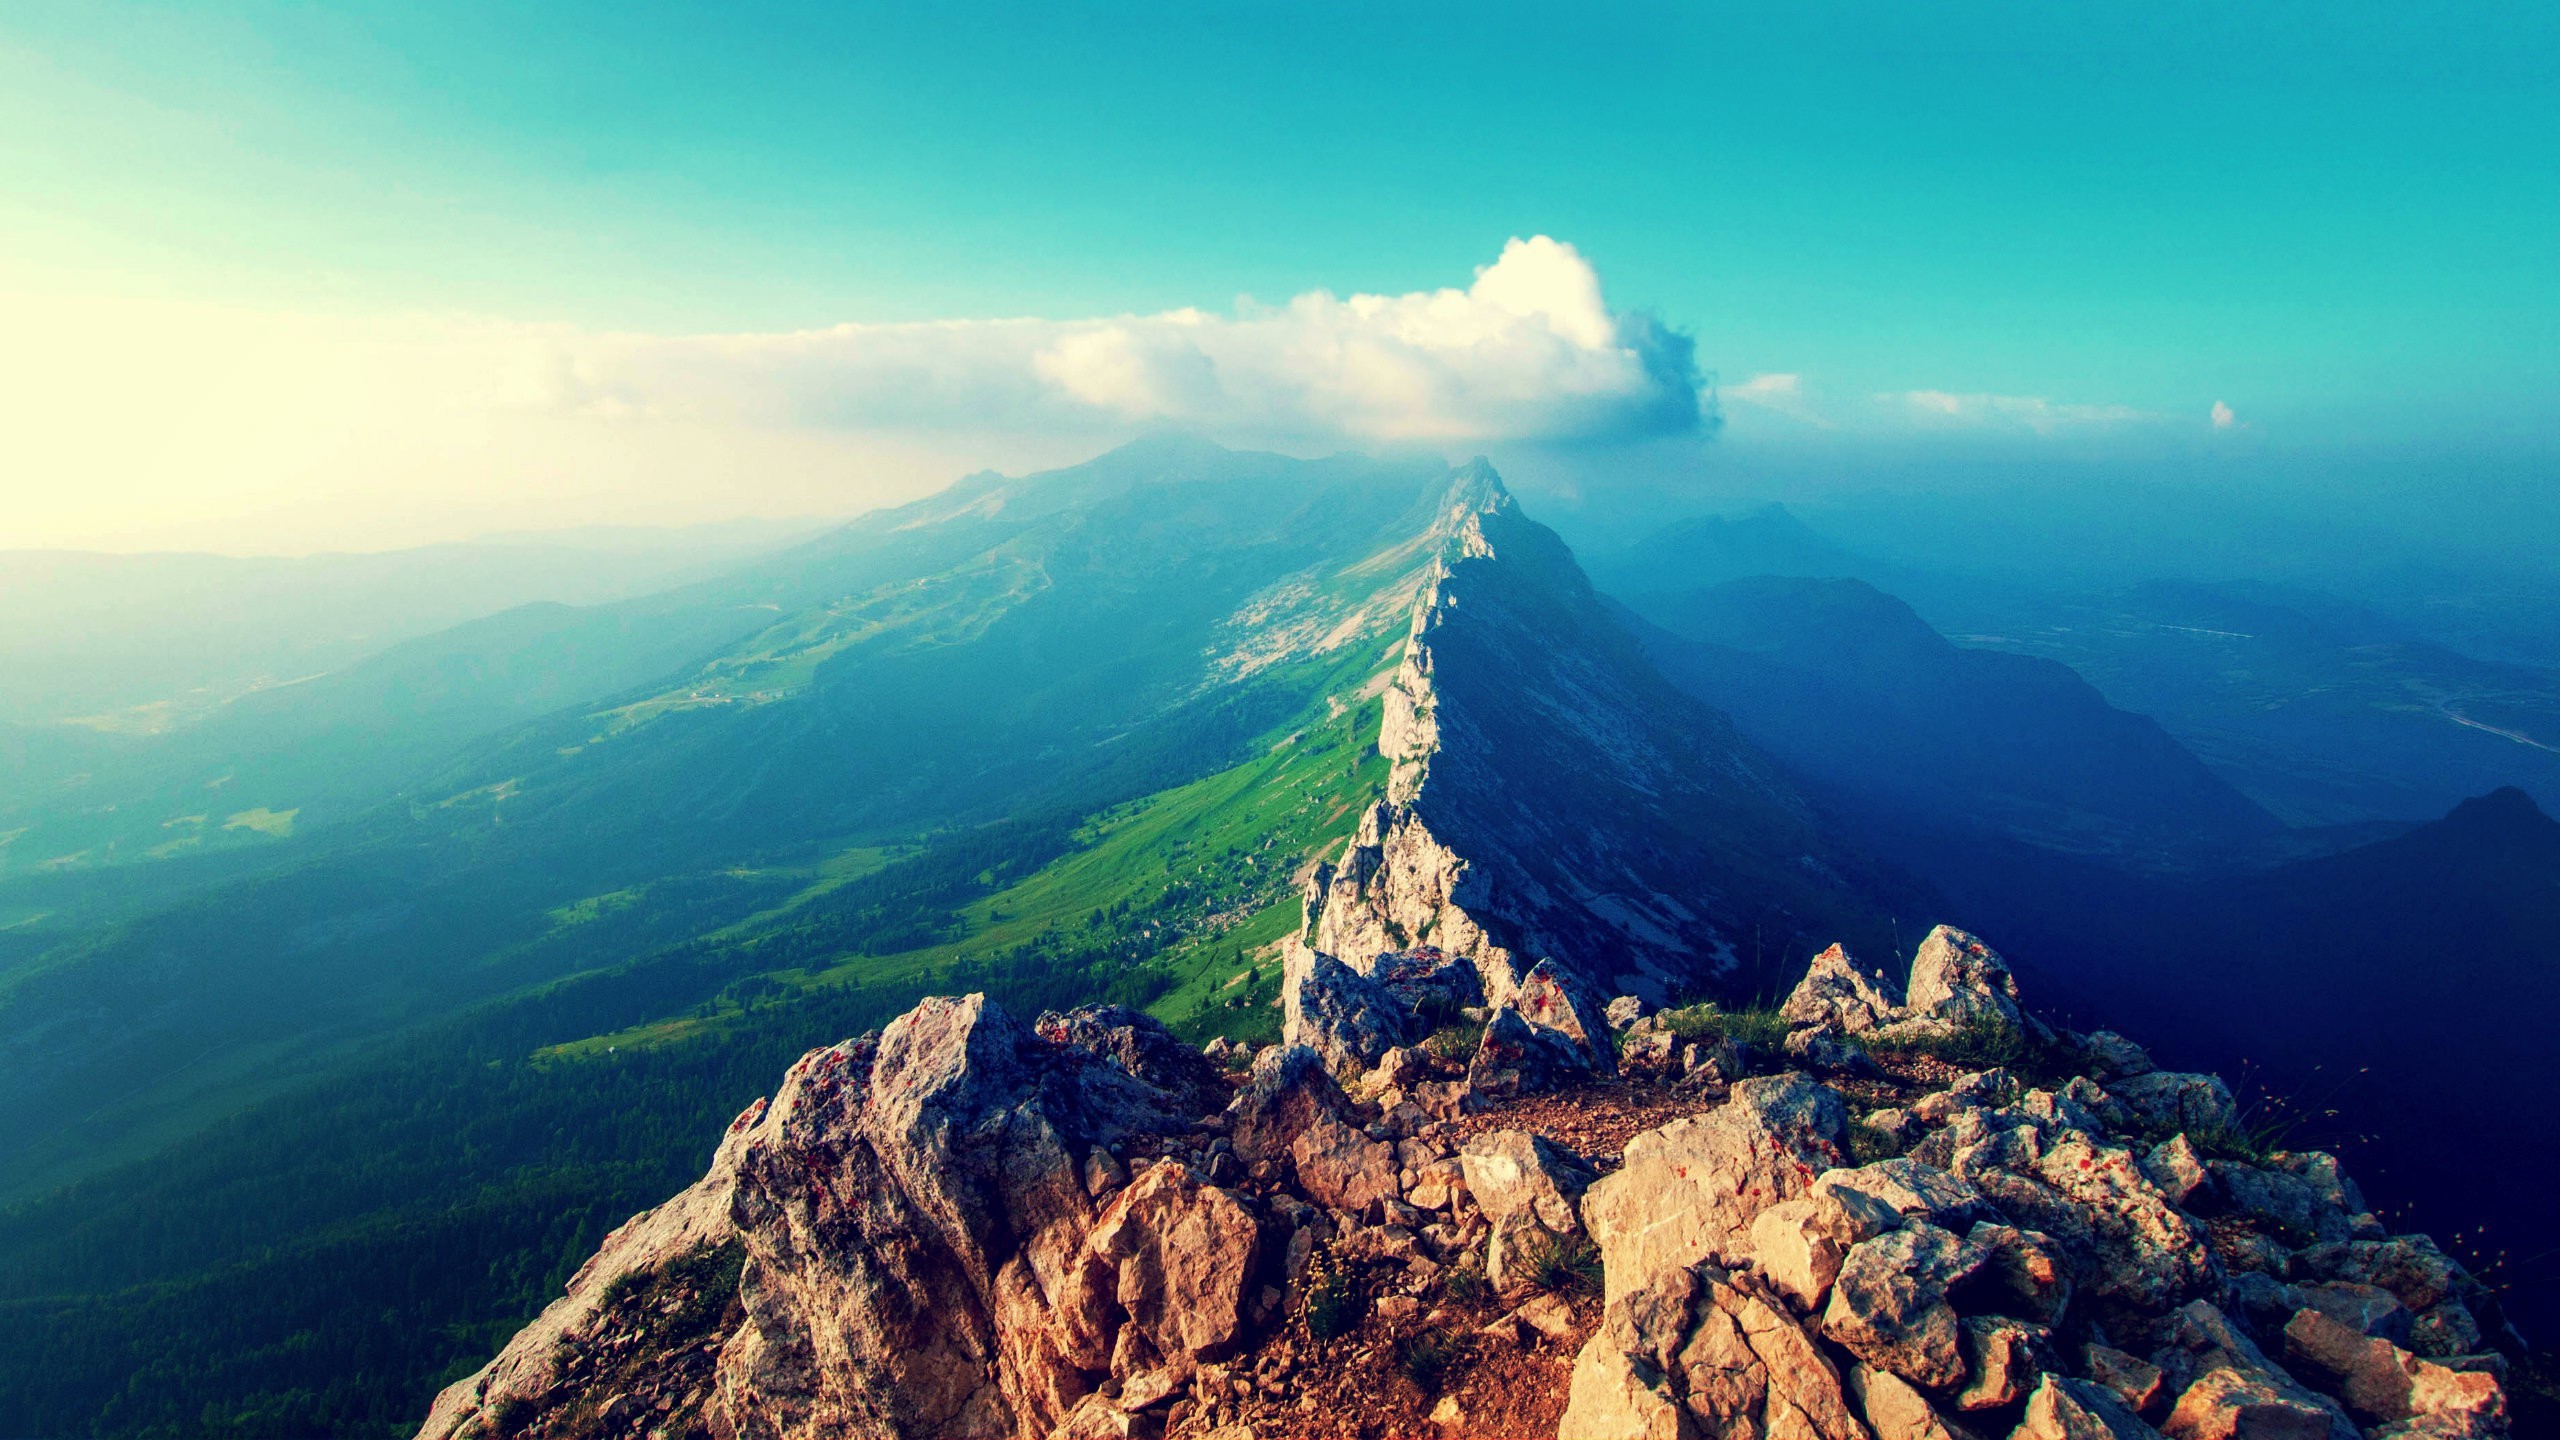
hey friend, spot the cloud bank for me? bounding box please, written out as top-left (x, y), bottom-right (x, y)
top-left (545, 236), bottom-right (1703, 445)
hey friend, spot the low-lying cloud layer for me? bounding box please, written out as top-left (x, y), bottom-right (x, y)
top-left (545, 236), bottom-right (1703, 445)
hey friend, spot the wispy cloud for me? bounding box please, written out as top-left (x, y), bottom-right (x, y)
top-left (1889, 389), bottom-right (2152, 434)
top-left (542, 237), bottom-right (1702, 445)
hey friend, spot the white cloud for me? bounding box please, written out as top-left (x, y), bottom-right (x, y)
top-left (2211, 399), bottom-right (2238, 429)
top-left (1, 239), bottom-right (1701, 550)
top-left (1888, 389), bottom-right (2151, 434)
top-left (542, 236), bottom-right (1700, 445)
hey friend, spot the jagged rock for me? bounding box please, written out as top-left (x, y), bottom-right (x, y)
top-left (1819, 1221), bottom-right (1987, 1389)
top-left (1288, 1107), bottom-right (1400, 1215)
top-left (2084, 1030), bottom-right (2159, 1081)
top-left (1460, 1130), bottom-right (1595, 1236)
top-left (2018, 1375), bottom-right (2169, 1439)
top-left (1081, 1162), bottom-right (1265, 1365)
top-left (1847, 1364), bottom-right (1967, 1440)
top-left (2086, 1344), bottom-right (2170, 1414)
top-left (1035, 1004), bottom-right (1230, 1115)
top-left (1582, 1074), bottom-right (1849, 1304)
top-left (1508, 957), bottom-right (1620, 1073)
top-left (1605, 994), bottom-right (1649, 1031)
top-left (1224, 1044), bottom-right (1347, 1164)
top-left (2151, 1303), bottom-right (2358, 1440)
top-left (1560, 1261), bottom-right (1871, 1440)
top-left (2110, 1072), bottom-right (2241, 1137)
top-left (1879, 925), bottom-right (2046, 1041)
top-left (1280, 945), bottom-right (1414, 1073)
top-left (2211, 1161), bottom-right (2358, 1245)
top-left (2281, 1309), bottom-right (2505, 1433)
top-left (1781, 942), bottom-right (1906, 1034)
top-left (2162, 1367), bottom-right (2339, 1440)
top-left (1953, 1315), bottom-right (2048, 1410)
top-left (2291, 1282), bottom-right (2411, 1343)
top-left (2143, 1135), bottom-right (2214, 1209)
top-left (1746, 1186), bottom-right (1898, 1312)
top-left (1968, 1135), bottom-right (2217, 1314)
top-left (1964, 1222), bottom-right (2073, 1324)
top-left (1814, 1158), bottom-right (1991, 1230)
top-left (1466, 1005), bottom-right (1597, 1100)
top-left (1371, 946), bottom-right (1484, 1023)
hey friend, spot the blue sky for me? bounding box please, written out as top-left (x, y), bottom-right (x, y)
top-left (2, 1), bottom-right (2554, 549)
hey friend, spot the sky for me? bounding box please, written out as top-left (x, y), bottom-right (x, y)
top-left (1, 1), bottom-right (2554, 554)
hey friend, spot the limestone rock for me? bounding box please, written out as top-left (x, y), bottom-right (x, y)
top-left (1847, 1364), bottom-right (1968, 1440)
top-left (1819, 1221), bottom-right (1986, 1390)
top-left (1746, 1187), bottom-right (1896, 1313)
top-left (1460, 1129), bottom-right (1595, 1236)
top-left (2161, 1367), bottom-right (2338, 1440)
top-left (1082, 1162), bottom-right (1264, 1366)
top-left (1781, 943), bottom-right (1906, 1035)
top-left (1814, 1158), bottom-right (1991, 1230)
top-left (1560, 1262), bottom-right (1871, 1440)
top-left (2281, 1309), bottom-right (2504, 1433)
top-left (1582, 1074), bottom-right (1849, 1304)
top-left (2085, 1344), bottom-right (2169, 1415)
top-left (1035, 1004), bottom-right (1229, 1116)
top-left (1606, 994), bottom-right (1649, 1031)
top-left (1288, 1107), bottom-right (1400, 1215)
top-left (1897, 925), bottom-right (2044, 1039)
top-left (2142, 1135), bottom-right (2213, 1210)
top-left (1954, 1316), bottom-right (2048, 1411)
top-left (1509, 956), bottom-right (1620, 1074)
top-left (2083, 1031), bottom-right (2159, 1082)
top-left (1280, 945), bottom-right (1414, 1073)
top-left (1467, 1005), bottom-right (1598, 1100)
top-left (2018, 1375), bottom-right (2169, 1439)
top-left (2110, 1072), bottom-right (2241, 1137)
top-left (1224, 1044), bottom-right (1350, 1165)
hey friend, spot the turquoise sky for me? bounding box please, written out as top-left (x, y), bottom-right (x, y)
top-left (2, 2), bottom-right (2555, 548)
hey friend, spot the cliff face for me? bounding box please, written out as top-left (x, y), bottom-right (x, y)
top-left (421, 929), bottom-right (2523, 1440)
top-left (1299, 464), bottom-right (1868, 1008)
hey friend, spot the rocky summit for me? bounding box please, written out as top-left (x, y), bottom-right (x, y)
top-left (418, 916), bottom-right (2521, 1440)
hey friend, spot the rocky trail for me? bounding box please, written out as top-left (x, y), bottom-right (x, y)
top-left (417, 923), bottom-right (2528, 1440)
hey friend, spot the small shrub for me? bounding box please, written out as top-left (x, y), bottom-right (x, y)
top-left (1422, 1022), bottom-right (1483, 1063)
top-left (1304, 1263), bottom-right (1362, 1339)
top-left (1394, 1330), bottom-right (1462, 1388)
top-left (1846, 1118), bottom-right (1905, 1165)
top-left (1441, 1263), bottom-right (1492, 1307)
top-left (1527, 1232), bottom-right (1603, 1296)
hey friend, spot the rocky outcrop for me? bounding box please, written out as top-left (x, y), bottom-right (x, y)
top-left (1294, 467), bottom-right (1870, 1009)
top-left (425, 931), bottom-right (2521, 1440)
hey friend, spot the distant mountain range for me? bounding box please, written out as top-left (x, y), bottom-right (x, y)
top-left (1, 443), bottom-right (2554, 1435)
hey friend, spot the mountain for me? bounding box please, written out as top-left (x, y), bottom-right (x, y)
top-left (0, 442), bottom-right (1900, 1438)
top-left (1300, 483), bottom-right (1900, 1004)
top-left (1618, 576), bottom-right (2283, 868)
top-left (1917, 786), bottom-right (2560, 1331)
top-left (1591, 512), bottom-right (2560, 829)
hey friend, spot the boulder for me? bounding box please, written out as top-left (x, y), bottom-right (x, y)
top-left (1963, 1222), bottom-right (2073, 1324)
top-left (2281, 1309), bottom-right (2505, 1433)
top-left (1746, 1187), bottom-right (1897, 1313)
top-left (1466, 1006), bottom-right (1598, 1100)
top-left (1819, 1221), bottom-right (1987, 1389)
top-left (1280, 946), bottom-right (1414, 1073)
top-left (2142, 1135), bottom-right (2214, 1209)
top-left (1080, 1161), bottom-right (1264, 1364)
top-left (1953, 1316), bottom-right (2047, 1410)
top-left (2161, 1367), bottom-right (2339, 1440)
top-left (1968, 1135), bottom-right (2217, 1314)
top-left (1035, 1004), bottom-right (1230, 1116)
top-left (2210, 1161), bottom-right (2357, 1246)
top-left (1582, 1075), bottom-right (1850, 1305)
top-left (1814, 1158), bottom-right (1992, 1231)
top-left (1288, 1107), bottom-right (1400, 1215)
top-left (2083, 1031), bottom-right (2159, 1081)
top-left (1559, 1262), bottom-right (1871, 1440)
top-left (2085, 1344), bottom-right (2169, 1415)
top-left (1846, 1364), bottom-right (1967, 1440)
top-left (1782, 943), bottom-right (1907, 1034)
top-left (1460, 1130), bottom-right (1595, 1236)
top-left (1605, 994), bottom-right (1649, 1031)
top-left (1897, 925), bottom-right (2044, 1039)
top-left (2018, 1375), bottom-right (2170, 1439)
top-left (2110, 1072), bottom-right (2241, 1137)
top-left (1508, 957), bottom-right (1619, 1073)
top-left (1224, 1045), bottom-right (1350, 1165)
